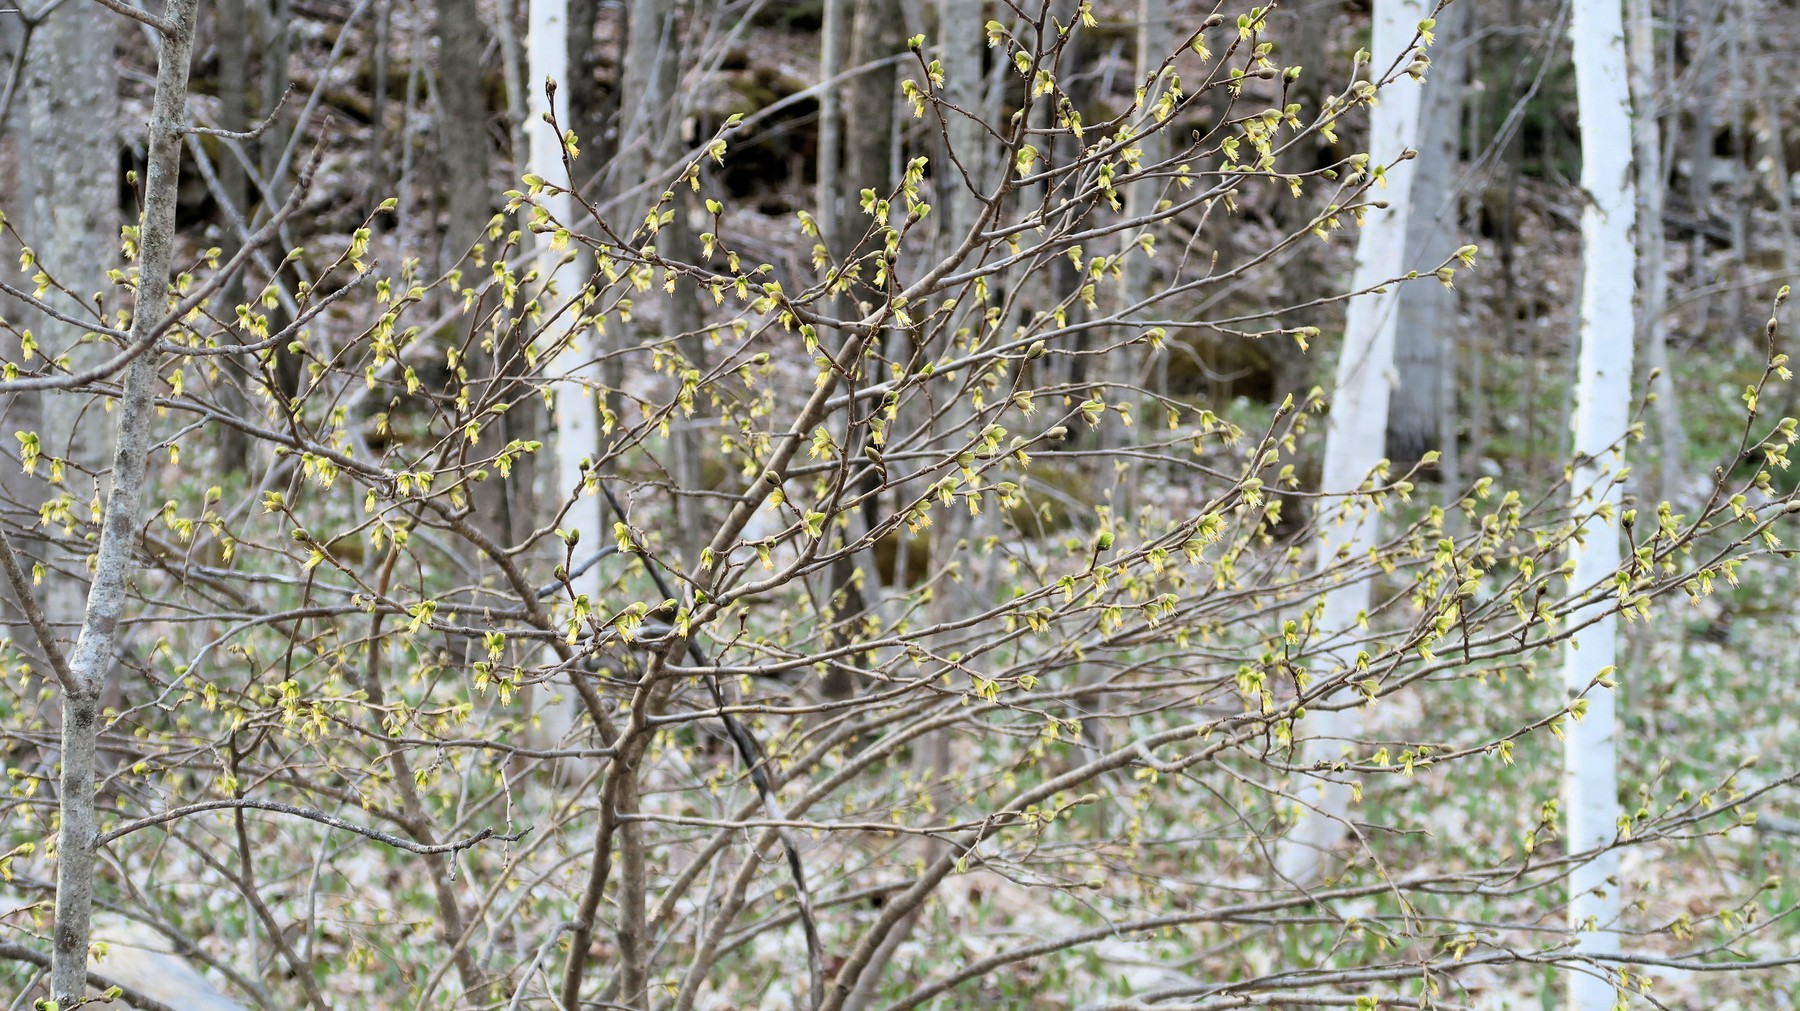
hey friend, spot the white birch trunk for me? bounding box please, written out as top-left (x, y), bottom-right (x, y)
top-left (1277, 0), bottom-right (1428, 884)
top-left (529, 0), bottom-right (603, 603)
top-left (1564, 1), bottom-right (1635, 1007)
top-left (525, 0), bottom-right (606, 771)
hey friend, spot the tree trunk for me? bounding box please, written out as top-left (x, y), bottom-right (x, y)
top-left (1683, 2), bottom-right (1713, 336)
top-left (566, 0), bottom-right (600, 163)
top-left (259, 0), bottom-right (291, 195)
top-left (436, 0), bottom-right (492, 265)
top-left (1387, 0), bottom-right (1468, 469)
top-left (1121, 0), bottom-right (1168, 324)
top-left (1562, 2), bottom-right (1635, 1008)
top-left (1627, 0), bottom-right (1683, 508)
top-left (1750, 0), bottom-right (1797, 279)
top-left (1269, 2), bottom-right (1335, 401)
top-left (215, 0), bottom-right (255, 471)
top-left (49, 0), bottom-right (198, 1000)
top-left (817, 0), bottom-right (849, 259)
top-left (496, 0), bottom-right (529, 163)
top-left (1115, 0), bottom-right (1168, 504)
top-left (618, 0), bottom-right (706, 556)
top-left (935, 0), bottom-right (986, 251)
top-left (17, 0), bottom-right (117, 644)
top-left (847, 0), bottom-right (901, 201)
top-left (530, 0), bottom-right (598, 577)
top-left (1277, 0), bottom-right (1428, 885)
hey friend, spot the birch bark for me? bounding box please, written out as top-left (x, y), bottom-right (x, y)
top-left (529, 0), bottom-right (604, 606)
top-left (1563, 0), bottom-right (1635, 1006)
top-left (1277, 0), bottom-right (1429, 884)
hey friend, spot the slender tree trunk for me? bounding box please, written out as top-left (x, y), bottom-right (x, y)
top-left (49, 0), bottom-right (198, 1000)
top-left (613, 0), bottom-right (707, 558)
top-left (1110, 0), bottom-right (1167, 517)
top-left (437, 0), bottom-right (492, 265)
top-left (1269, 1), bottom-right (1334, 401)
top-left (1684, 3), bottom-right (1713, 334)
top-left (1387, 0), bottom-right (1468, 469)
top-left (814, 0), bottom-right (864, 704)
top-left (847, 0), bottom-right (901, 203)
top-left (215, 0), bottom-right (255, 470)
top-left (1748, 0), bottom-right (1797, 293)
top-left (18, 0), bottom-right (117, 639)
top-left (1627, 0), bottom-right (1683, 507)
top-left (256, 0), bottom-right (299, 398)
top-left (817, 0), bottom-right (848, 260)
top-left (836, 5), bottom-right (994, 1000)
top-left (260, 0), bottom-right (291, 195)
top-left (1721, 0), bottom-right (1746, 330)
top-left (496, 0), bottom-right (529, 163)
top-left (567, 0), bottom-right (599, 160)
top-left (935, 0), bottom-right (986, 252)
top-left (1462, 26), bottom-right (1488, 475)
top-left (369, 0), bottom-right (391, 202)
top-left (1276, 0), bottom-right (1429, 884)
top-left (1121, 0), bottom-right (1168, 360)
top-left (1496, 0), bottom-right (1529, 463)
top-left (1563, 1), bottom-right (1635, 1007)
top-left (0, 17), bottom-right (21, 141)
top-left (527, 0), bottom-right (609, 999)
top-left (531, 0), bottom-right (596, 583)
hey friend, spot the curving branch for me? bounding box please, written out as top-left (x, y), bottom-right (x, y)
top-left (96, 797), bottom-right (531, 853)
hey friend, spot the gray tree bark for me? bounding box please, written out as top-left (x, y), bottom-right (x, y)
top-left (495, 0), bottom-right (528, 164)
top-left (1270, 0), bottom-right (1337, 401)
top-left (436, 0), bottom-right (492, 264)
top-left (1386, 0), bottom-right (1468, 469)
top-left (47, 0), bottom-right (198, 1001)
top-left (566, 0), bottom-right (600, 167)
top-left (936, 0), bottom-right (986, 251)
top-left (1683, 1), bottom-right (1715, 334)
top-left (846, 0), bottom-right (902, 200)
top-left (259, 0), bottom-right (291, 194)
top-left (817, 0), bottom-right (848, 259)
top-left (214, 0), bottom-right (255, 470)
top-left (1121, 0), bottom-right (1169, 315)
top-left (16, 0), bottom-right (119, 688)
top-left (1627, 0), bottom-right (1684, 506)
top-left (619, 0), bottom-right (708, 558)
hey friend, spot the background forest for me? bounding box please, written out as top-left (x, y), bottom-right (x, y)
top-left (0, 0), bottom-right (1797, 1009)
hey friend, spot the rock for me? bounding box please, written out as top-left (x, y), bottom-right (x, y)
top-left (84, 916), bottom-right (247, 1011)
